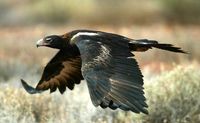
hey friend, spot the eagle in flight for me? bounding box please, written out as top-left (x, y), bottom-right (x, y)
top-left (21, 30), bottom-right (186, 114)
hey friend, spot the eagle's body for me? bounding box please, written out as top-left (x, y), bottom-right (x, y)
top-left (21, 30), bottom-right (186, 114)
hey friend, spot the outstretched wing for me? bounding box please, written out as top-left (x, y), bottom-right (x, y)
top-left (21, 48), bottom-right (83, 94)
top-left (72, 33), bottom-right (148, 114)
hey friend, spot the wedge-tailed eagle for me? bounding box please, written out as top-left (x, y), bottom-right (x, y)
top-left (21, 30), bottom-right (186, 114)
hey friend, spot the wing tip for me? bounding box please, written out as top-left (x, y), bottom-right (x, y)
top-left (21, 79), bottom-right (43, 94)
top-left (141, 108), bottom-right (149, 115)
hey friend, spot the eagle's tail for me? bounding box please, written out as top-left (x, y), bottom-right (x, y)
top-left (128, 39), bottom-right (187, 53)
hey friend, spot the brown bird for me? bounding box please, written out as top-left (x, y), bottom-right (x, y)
top-left (21, 30), bottom-right (186, 114)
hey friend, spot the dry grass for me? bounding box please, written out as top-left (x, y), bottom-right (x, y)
top-left (0, 65), bottom-right (199, 123)
top-left (142, 65), bottom-right (200, 123)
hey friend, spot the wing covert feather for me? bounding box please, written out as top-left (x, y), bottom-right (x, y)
top-left (73, 34), bottom-right (148, 114)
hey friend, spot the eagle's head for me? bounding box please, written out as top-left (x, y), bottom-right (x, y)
top-left (36, 35), bottom-right (66, 49)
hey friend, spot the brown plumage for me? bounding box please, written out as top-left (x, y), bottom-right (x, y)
top-left (21, 30), bottom-right (186, 114)
top-left (36, 49), bottom-right (83, 93)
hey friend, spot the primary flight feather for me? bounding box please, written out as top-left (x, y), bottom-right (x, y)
top-left (21, 30), bottom-right (186, 114)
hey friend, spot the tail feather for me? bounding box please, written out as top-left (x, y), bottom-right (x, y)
top-left (152, 43), bottom-right (187, 53)
top-left (129, 39), bottom-right (187, 54)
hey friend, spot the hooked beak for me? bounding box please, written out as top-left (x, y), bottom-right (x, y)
top-left (36, 38), bottom-right (48, 48)
top-left (36, 38), bottom-right (43, 48)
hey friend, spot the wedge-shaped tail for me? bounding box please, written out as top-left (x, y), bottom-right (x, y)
top-left (129, 39), bottom-right (187, 53)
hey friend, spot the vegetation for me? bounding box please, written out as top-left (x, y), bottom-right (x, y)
top-left (160, 0), bottom-right (200, 24)
top-left (142, 65), bottom-right (200, 123)
top-left (0, 63), bottom-right (199, 123)
top-left (1, 0), bottom-right (200, 26)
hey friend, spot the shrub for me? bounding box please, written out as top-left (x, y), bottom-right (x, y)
top-left (0, 65), bottom-right (199, 123)
top-left (160, 0), bottom-right (200, 24)
top-left (142, 65), bottom-right (200, 123)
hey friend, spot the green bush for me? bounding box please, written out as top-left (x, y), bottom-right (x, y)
top-left (25, 0), bottom-right (71, 24)
top-left (1, 0), bottom-right (200, 25)
top-left (160, 0), bottom-right (200, 24)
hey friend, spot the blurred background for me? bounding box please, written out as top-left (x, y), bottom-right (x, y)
top-left (0, 0), bottom-right (200, 123)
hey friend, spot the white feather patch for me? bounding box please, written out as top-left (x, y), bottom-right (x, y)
top-left (71, 32), bottom-right (99, 41)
